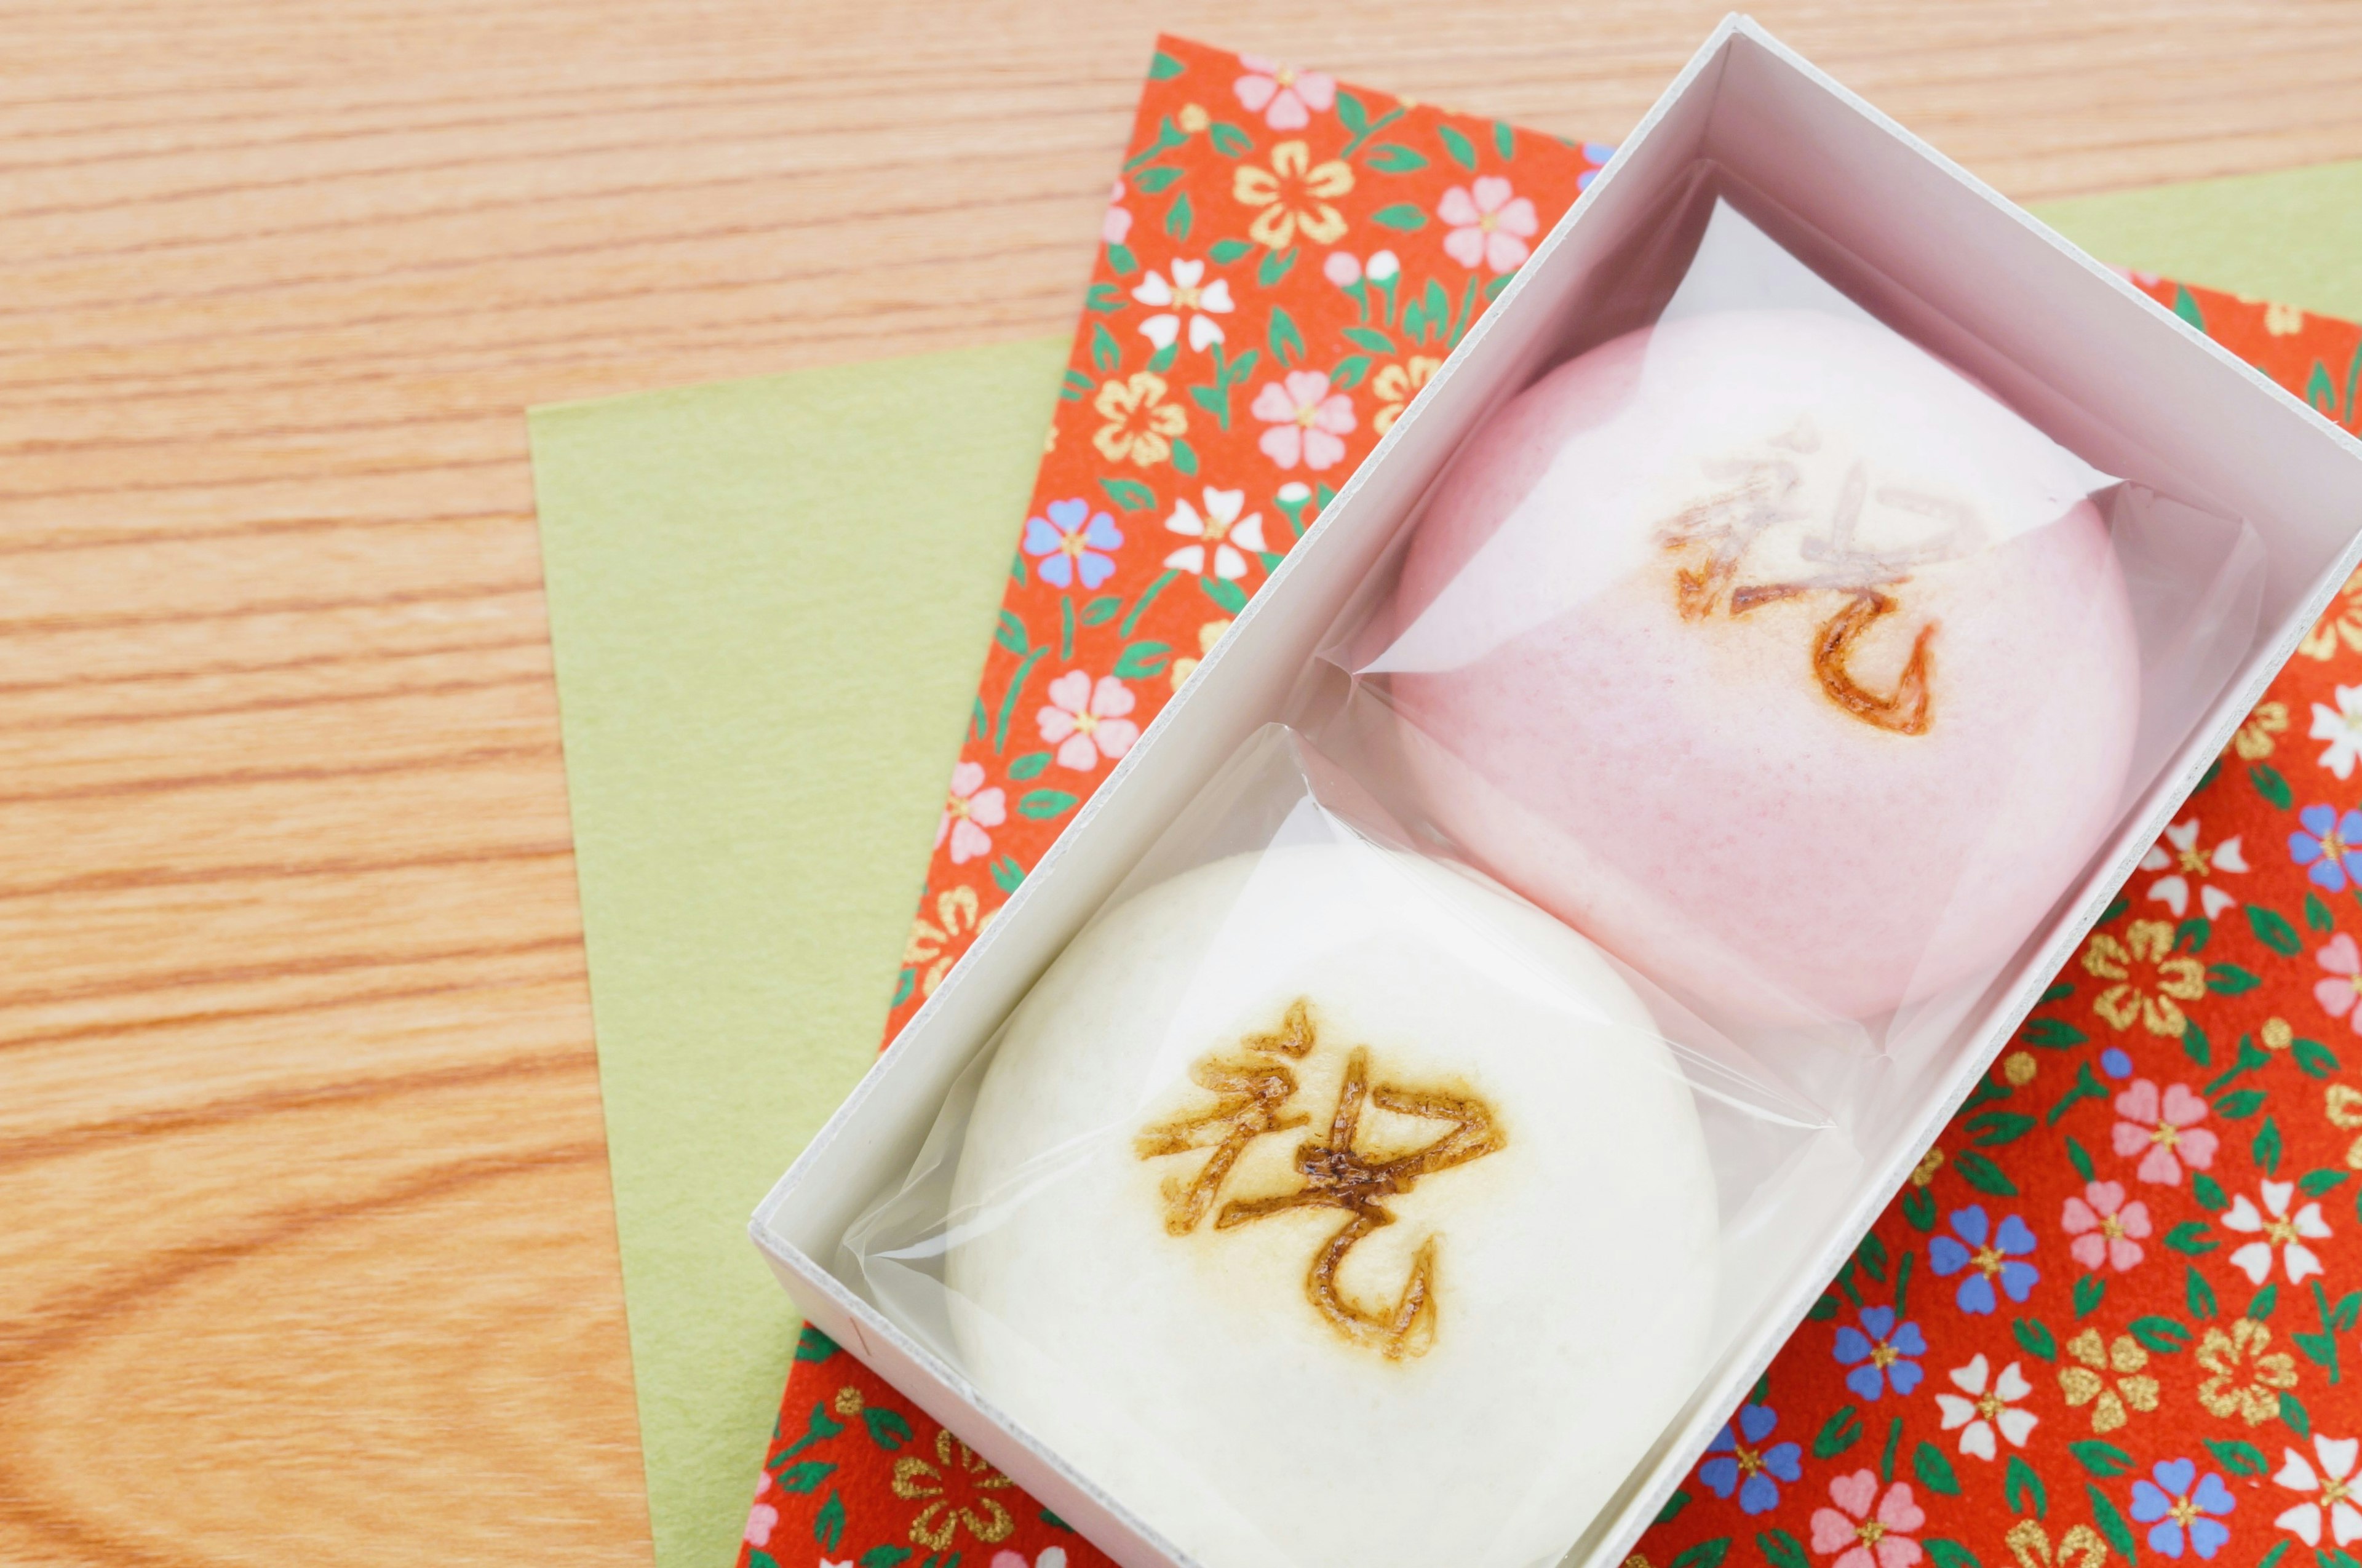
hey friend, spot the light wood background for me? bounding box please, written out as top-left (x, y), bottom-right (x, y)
top-left (2, 2), bottom-right (2359, 1562)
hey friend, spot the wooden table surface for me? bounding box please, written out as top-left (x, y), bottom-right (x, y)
top-left (2, 1), bottom-right (2359, 1562)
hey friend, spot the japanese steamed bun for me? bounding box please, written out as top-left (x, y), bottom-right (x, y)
top-left (945, 840), bottom-right (1719, 1568)
top-left (1377, 307), bottom-right (2141, 1029)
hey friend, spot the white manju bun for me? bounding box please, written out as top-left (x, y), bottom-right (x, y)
top-left (945, 840), bottom-right (1720, 1568)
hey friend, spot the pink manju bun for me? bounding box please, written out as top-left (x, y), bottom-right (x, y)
top-left (1382, 308), bottom-right (2141, 1028)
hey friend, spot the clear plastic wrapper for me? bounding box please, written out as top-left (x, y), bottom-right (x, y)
top-left (839, 161), bottom-right (2272, 1568)
top-left (846, 725), bottom-right (1838, 1568)
top-left (1326, 166), bottom-right (2264, 1112)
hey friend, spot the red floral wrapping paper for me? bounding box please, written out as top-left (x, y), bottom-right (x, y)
top-left (741, 34), bottom-right (2362, 1568)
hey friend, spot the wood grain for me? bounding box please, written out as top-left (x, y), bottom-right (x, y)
top-left (0, 2), bottom-right (2355, 1561)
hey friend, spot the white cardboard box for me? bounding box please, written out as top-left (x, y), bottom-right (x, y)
top-left (752, 16), bottom-right (2362, 1568)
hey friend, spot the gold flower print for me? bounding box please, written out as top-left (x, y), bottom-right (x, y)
top-left (1135, 997), bottom-right (1505, 1359)
top-left (2058, 1328), bottom-right (2159, 1433)
top-left (1232, 140), bottom-right (1353, 250)
top-left (2082, 919), bottom-right (2206, 1037)
top-left (891, 1428), bottom-right (1016, 1550)
top-left (2195, 1317), bottom-right (2299, 1426)
top-left (905, 887), bottom-right (989, 1000)
top-left (2299, 567), bottom-right (2362, 661)
top-left (2327, 1083), bottom-right (2362, 1170)
top-left (2006, 1520), bottom-right (2110, 1568)
top-left (1910, 1147), bottom-right (1946, 1188)
top-left (1092, 372), bottom-right (1187, 468)
top-left (2233, 699), bottom-right (2289, 754)
top-left (2266, 301), bottom-right (2307, 337)
top-left (1371, 356), bottom-right (1442, 435)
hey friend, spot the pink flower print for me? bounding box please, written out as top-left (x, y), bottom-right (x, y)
top-left (1163, 487), bottom-right (1266, 579)
top-left (937, 761), bottom-right (1006, 864)
top-left (1439, 177), bottom-right (1540, 273)
top-left (1132, 260), bottom-right (1234, 353)
top-left (1233, 55), bottom-right (1335, 130)
top-left (2110, 1078), bottom-right (2219, 1186)
top-left (1811, 1470), bottom-right (1927, 1568)
top-left (992, 1552), bottom-right (1070, 1568)
top-left (2141, 816), bottom-right (2246, 920)
top-left (1037, 671), bottom-right (1140, 772)
top-left (2316, 933), bottom-right (2362, 1034)
top-left (1102, 178), bottom-right (1131, 247)
top-left (2224, 1179), bottom-right (2332, 1287)
top-left (1252, 370), bottom-right (1355, 471)
top-left (746, 1471), bottom-right (779, 1548)
top-left (2062, 1180), bottom-right (2153, 1272)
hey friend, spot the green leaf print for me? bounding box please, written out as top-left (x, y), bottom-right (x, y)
top-left (774, 1460), bottom-right (837, 1494)
top-left (1656, 1490), bottom-right (1693, 1525)
top-left (861, 1407), bottom-right (914, 1450)
top-left (2295, 1037), bottom-right (2341, 1077)
top-left (2086, 1483), bottom-right (2139, 1563)
top-left (1369, 202), bottom-right (1429, 231)
top-left (1364, 141), bottom-right (1429, 173)
top-left (2255, 1115), bottom-right (2284, 1174)
top-left (2013, 1317), bottom-right (2058, 1361)
top-left (2251, 762), bottom-right (2293, 809)
top-left (1439, 122), bottom-right (1479, 171)
top-left (2249, 904), bottom-right (2304, 955)
top-left (1258, 245), bottom-right (1297, 288)
top-left (1006, 750), bottom-right (1051, 781)
top-left (1670, 1539), bottom-right (1731, 1568)
top-left (2187, 1265), bottom-right (2218, 1318)
top-left (2005, 1454), bottom-right (2048, 1517)
top-left (859, 1549), bottom-right (912, 1568)
top-left (1017, 789), bottom-right (1079, 821)
top-left (815, 1490), bottom-right (846, 1551)
top-left (1169, 436), bottom-right (1199, 476)
top-left (1925, 1542), bottom-right (1982, 1568)
top-left (2166, 1221), bottom-right (2217, 1256)
top-left (2205, 1439), bottom-right (2268, 1476)
top-left (1091, 320), bottom-right (1122, 372)
top-left (1912, 1441), bottom-right (1963, 1495)
top-left (1492, 119), bottom-right (1517, 159)
top-left (2173, 285), bottom-right (2206, 331)
top-left (1952, 1150), bottom-right (2019, 1196)
top-left (2074, 1274), bottom-right (2105, 1317)
top-left (2127, 1315), bottom-right (2192, 1355)
top-left (1759, 1529), bottom-right (1810, 1568)
top-left (1198, 575), bottom-right (1247, 615)
top-left (1132, 164), bottom-right (1183, 194)
top-left (1208, 121), bottom-right (1253, 157)
top-left (2206, 963), bottom-right (2261, 995)
top-left (1112, 640), bottom-right (1172, 679)
top-left (1268, 305), bottom-right (1307, 367)
top-left (1210, 238), bottom-right (1255, 264)
top-left (1147, 48), bottom-right (1184, 79)
top-left (1811, 1404), bottom-right (1863, 1459)
top-left (1330, 353), bottom-right (1371, 391)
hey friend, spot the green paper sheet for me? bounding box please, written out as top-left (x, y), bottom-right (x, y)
top-left (525, 161), bottom-right (2362, 1568)
top-left (529, 339), bottom-right (1064, 1568)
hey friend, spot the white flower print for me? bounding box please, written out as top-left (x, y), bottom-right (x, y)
top-left (1133, 260), bottom-right (1234, 354)
top-left (937, 761), bottom-right (1005, 865)
top-left (2139, 816), bottom-right (2248, 920)
top-left (1934, 1354), bottom-right (2037, 1461)
top-left (2274, 1435), bottom-right (2362, 1548)
top-left (1163, 487), bottom-right (1266, 579)
top-left (2314, 684), bottom-right (2362, 779)
top-left (2223, 1179), bottom-right (2332, 1286)
top-left (1036, 670), bottom-right (1140, 772)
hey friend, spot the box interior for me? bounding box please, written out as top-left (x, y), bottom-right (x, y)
top-left (753, 18), bottom-right (2362, 1568)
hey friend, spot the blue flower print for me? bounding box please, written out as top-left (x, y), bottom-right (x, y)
top-left (1833, 1305), bottom-right (1926, 1400)
top-left (1698, 1403), bottom-right (1804, 1514)
top-left (2100, 1046), bottom-right (2134, 1079)
top-left (1023, 498), bottom-right (1124, 591)
top-left (1928, 1206), bottom-right (2039, 1315)
top-left (2130, 1459), bottom-right (2234, 1559)
top-left (2289, 804), bottom-right (2362, 893)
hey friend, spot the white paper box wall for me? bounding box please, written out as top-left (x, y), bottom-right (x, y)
top-left (752, 16), bottom-right (2362, 1568)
